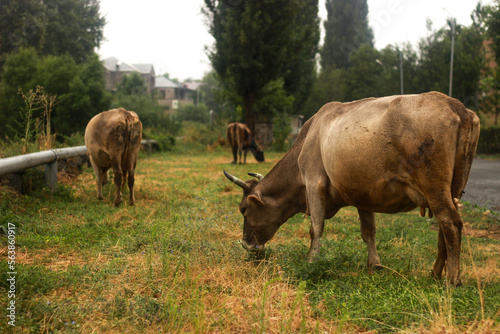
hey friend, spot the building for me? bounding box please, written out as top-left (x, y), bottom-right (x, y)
top-left (102, 57), bottom-right (155, 93)
top-left (102, 56), bottom-right (201, 113)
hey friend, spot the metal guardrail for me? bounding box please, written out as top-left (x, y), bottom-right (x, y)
top-left (0, 139), bottom-right (156, 191)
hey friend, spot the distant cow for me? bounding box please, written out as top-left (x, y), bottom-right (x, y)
top-left (224, 92), bottom-right (479, 285)
top-left (227, 122), bottom-right (265, 164)
top-left (85, 108), bottom-right (142, 206)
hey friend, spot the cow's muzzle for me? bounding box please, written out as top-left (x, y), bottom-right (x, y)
top-left (241, 240), bottom-right (264, 252)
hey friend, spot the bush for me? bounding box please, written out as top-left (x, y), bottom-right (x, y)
top-left (144, 131), bottom-right (176, 152)
top-left (177, 104), bottom-right (210, 123)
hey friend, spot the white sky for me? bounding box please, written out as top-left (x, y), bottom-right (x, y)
top-left (97, 0), bottom-right (494, 82)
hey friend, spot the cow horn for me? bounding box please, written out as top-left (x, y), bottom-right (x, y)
top-left (223, 170), bottom-right (250, 190)
top-left (248, 172), bottom-right (264, 180)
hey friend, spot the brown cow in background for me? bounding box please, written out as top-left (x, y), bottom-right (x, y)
top-left (85, 108), bottom-right (142, 206)
top-left (227, 122), bottom-right (265, 164)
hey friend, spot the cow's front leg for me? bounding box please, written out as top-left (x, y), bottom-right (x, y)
top-left (357, 209), bottom-right (381, 272)
top-left (306, 178), bottom-right (328, 262)
top-left (89, 155), bottom-right (104, 200)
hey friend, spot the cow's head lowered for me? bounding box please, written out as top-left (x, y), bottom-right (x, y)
top-left (245, 139), bottom-right (265, 163)
top-left (223, 170), bottom-right (286, 252)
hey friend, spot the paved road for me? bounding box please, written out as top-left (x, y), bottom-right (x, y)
top-left (462, 159), bottom-right (500, 212)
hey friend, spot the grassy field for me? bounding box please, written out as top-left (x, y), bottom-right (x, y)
top-left (1, 148), bottom-right (499, 333)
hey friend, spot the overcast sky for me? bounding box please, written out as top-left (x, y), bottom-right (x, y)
top-left (97, 0), bottom-right (493, 82)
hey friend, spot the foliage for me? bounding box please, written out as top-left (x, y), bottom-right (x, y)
top-left (305, 5), bottom-right (485, 119)
top-left (486, 0), bottom-right (500, 64)
top-left (143, 130), bottom-right (176, 152)
top-left (415, 20), bottom-right (484, 106)
top-left (320, 0), bottom-right (373, 70)
top-left (177, 103), bottom-right (210, 123)
top-left (0, 150), bottom-right (499, 333)
top-left (0, 48), bottom-right (111, 137)
top-left (271, 110), bottom-right (292, 152)
top-left (200, 71), bottom-right (238, 122)
top-left (204, 0), bottom-right (319, 132)
top-left (0, 0), bottom-right (105, 65)
top-left (17, 86), bottom-right (57, 153)
top-left (111, 72), bottom-right (175, 132)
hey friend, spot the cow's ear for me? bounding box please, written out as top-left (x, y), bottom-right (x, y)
top-left (247, 194), bottom-right (264, 207)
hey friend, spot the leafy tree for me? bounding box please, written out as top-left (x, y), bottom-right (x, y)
top-left (0, 48), bottom-right (110, 137)
top-left (113, 72), bottom-right (166, 129)
top-left (117, 72), bottom-right (149, 96)
top-left (204, 0), bottom-right (320, 133)
top-left (414, 19), bottom-right (484, 105)
top-left (482, 0), bottom-right (500, 124)
top-left (0, 48), bottom-right (41, 135)
top-left (486, 0), bottom-right (500, 63)
top-left (320, 0), bottom-right (373, 70)
top-left (0, 0), bottom-right (105, 66)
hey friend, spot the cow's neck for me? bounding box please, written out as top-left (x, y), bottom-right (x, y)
top-left (258, 125), bottom-right (310, 215)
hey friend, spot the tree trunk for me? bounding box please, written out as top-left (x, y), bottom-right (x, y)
top-left (244, 92), bottom-right (256, 135)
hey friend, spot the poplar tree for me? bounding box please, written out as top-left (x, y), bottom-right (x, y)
top-left (204, 0), bottom-right (320, 133)
top-left (320, 0), bottom-right (373, 70)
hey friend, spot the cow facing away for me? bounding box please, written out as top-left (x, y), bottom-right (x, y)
top-left (224, 92), bottom-right (479, 285)
top-left (227, 122), bottom-right (265, 164)
top-left (85, 108), bottom-right (143, 207)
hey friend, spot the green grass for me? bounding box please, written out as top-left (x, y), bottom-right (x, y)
top-left (0, 148), bottom-right (499, 333)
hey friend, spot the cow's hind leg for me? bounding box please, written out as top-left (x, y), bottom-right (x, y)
top-left (429, 196), bottom-right (463, 286)
top-left (357, 209), bottom-right (382, 272)
top-left (125, 159), bottom-right (137, 206)
top-left (238, 147), bottom-right (243, 164)
top-left (89, 155), bottom-right (104, 200)
top-left (231, 145), bottom-right (238, 164)
top-left (111, 159), bottom-right (123, 207)
top-left (101, 167), bottom-right (110, 185)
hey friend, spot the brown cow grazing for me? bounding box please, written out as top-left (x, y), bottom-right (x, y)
top-left (85, 108), bottom-right (143, 207)
top-left (224, 92), bottom-right (479, 285)
top-left (227, 122), bottom-right (265, 164)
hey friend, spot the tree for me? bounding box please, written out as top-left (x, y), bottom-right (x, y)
top-left (320, 0), bottom-right (373, 70)
top-left (0, 0), bottom-right (105, 65)
top-left (414, 19), bottom-right (484, 106)
top-left (483, 0), bottom-right (500, 124)
top-left (204, 0), bottom-right (319, 133)
top-left (113, 72), bottom-right (164, 129)
top-left (0, 48), bottom-right (110, 137)
top-left (486, 0), bottom-right (500, 63)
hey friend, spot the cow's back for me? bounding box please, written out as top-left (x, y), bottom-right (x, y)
top-left (227, 123), bottom-right (250, 147)
top-left (299, 92), bottom-right (479, 213)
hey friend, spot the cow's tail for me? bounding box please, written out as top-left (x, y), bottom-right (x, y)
top-left (123, 113), bottom-right (142, 169)
top-left (450, 102), bottom-right (480, 201)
